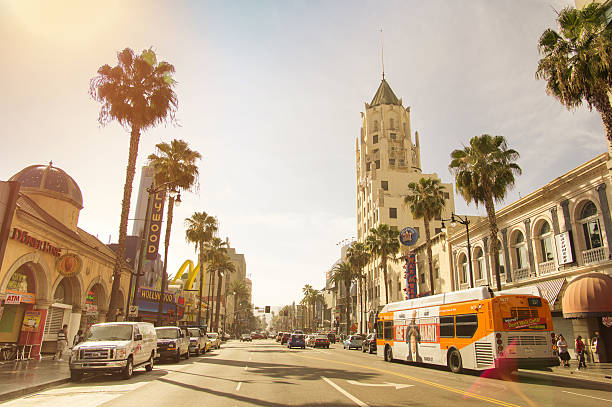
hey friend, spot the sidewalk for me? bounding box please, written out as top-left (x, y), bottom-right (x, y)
top-left (0, 357), bottom-right (69, 402)
top-left (520, 362), bottom-right (612, 384)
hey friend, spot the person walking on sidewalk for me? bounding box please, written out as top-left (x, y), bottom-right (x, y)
top-left (54, 324), bottom-right (68, 361)
top-left (575, 335), bottom-right (587, 370)
top-left (590, 331), bottom-right (602, 363)
top-left (73, 330), bottom-right (83, 347)
top-left (557, 334), bottom-right (570, 367)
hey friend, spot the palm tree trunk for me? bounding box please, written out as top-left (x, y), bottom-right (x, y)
top-left (197, 242), bottom-right (204, 326)
top-left (157, 195), bottom-right (174, 325)
top-left (424, 216), bottom-right (435, 295)
top-left (592, 88), bottom-right (612, 156)
top-left (214, 271), bottom-right (223, 331)
top-left (358, 277), bottom-right (363, 334)
top-left (207, 269), bottom-right (216, 328)
top-left (107, 127), bottom-right (140, 322)
top-left (484, 196), bottom-right (502, 291)
top-left (345, 279), bottom-right (351, 335)
top-left (382, 257), bottom-right (389, 304)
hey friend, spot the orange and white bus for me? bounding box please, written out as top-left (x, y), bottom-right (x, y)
top-left (376, 287), bottom-right (559, 373)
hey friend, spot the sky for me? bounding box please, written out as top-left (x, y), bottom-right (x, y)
top-left (0, 0), bottom-right (606, 307)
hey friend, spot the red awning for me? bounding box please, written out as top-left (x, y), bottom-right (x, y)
top-left (562, 273), bottom-right (612, 318)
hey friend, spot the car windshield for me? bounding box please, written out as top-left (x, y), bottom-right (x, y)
top-left (188, 328), bottom-right (200, 337)
top-left (292, 335), bottom-right (303, 339)
top-left (208, 333), bottom-right (218, 338)
top-left (155, 328), bottom-right (178, 339)
top-left (85, 324), bottom-right (132, 341)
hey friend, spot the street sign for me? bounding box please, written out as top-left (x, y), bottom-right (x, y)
top-left (399, 227), bottom-right (419, 246)
top-left (129, 305), bottom-right (139, 317)
top-left (4, 294), bottom-right (21, 304)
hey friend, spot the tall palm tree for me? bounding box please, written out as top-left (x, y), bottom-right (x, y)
top-left (346, 242), bottom-right (369, 334)
top-left (311, 290), bottom-right (325, 331)
top-left (301, 284), bottom-right (315, 331)
top-left (365, 224), bottom-right (400, 305)
top-left (229, 280), bottom-right (249, 335)
top-left (404, 178), bottom-right (447, 295)
top-left (331, 261), bottom-right (354, 335)
top-left (536, 3), bottom-right (612, 153)
top-left (449, 134), bottom-right (521, 292)
top-left (90, 48), bottom-right (177, 320)
top-left (211, 254), bottom-right (236, 332)
top-left (202, 237), bottom-right (229, 329)
top-left (185, 211), bottom-right (218, 325)
top-left (149, 139), bottom-right (201, 325)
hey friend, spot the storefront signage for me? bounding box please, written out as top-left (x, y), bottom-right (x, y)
top-left (403, 253), bottom-right (417, 299)
top-left (10, 228), bottom-right (61, 257)
top-left (603, 316), bottom-right (612, 327)
top-left (21, 310), bottom-right (43, 332)
top-left (56, 253), bottom-right (82, 277)
top-left (4, 293), bottom-right (22, 304)
top-left (137, 288), bottom-right (176, 304)
top-left (399, 227), bottom-right (419, 246)
top-left (555, 232), bottom-right (574, 265)
top-left (5, 289), bottom-right (35, 304)
top-left (145, 191), bottom-right (166, 260)
top-left (503, 317), bottom-right (547, 330)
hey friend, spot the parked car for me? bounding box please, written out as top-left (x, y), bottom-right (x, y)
top-left (276, 332), bottom-right (283, 342)
top-left (287, 333), bottom-right (306, 349)
top-left (293, 330), bottom-right (304, 334)
top-left (208, 332), bottom-right (221, 349)
top-left (155, 326), bottom-right (190, 362)
top-left (69, 322), bottom-right (156, 381)
top-left (281, 332), bottom-right (291, 344)
top-left (241, 334), bottom-right (252, 342)
top-left (343, 334), bottom-right (363, 350)
top-left (361, 333), bottom-right (376, 354)
top-left (187, 327), bottom-right (207, 355)
top-left (305, 334), bottom-right (314, 347)
top-left (327, 333), bottom-right (336, 344)
top-left (313, 335), bottom-right (330, 349)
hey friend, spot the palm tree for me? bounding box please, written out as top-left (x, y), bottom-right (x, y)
top-left (301, 284), bottom-right (315, 331)
top-left (149, 139), bottom-right (201, 325)
top-left (536, 3), bottom-right (612, 153)
top-left (311, 290), bottom-right (324, 331)
top-left (202, 237), bottom-right (229, 329)
top-left (90, 48), bottom-right (177, 320)
top-left (185, 211), bottom-right (218, 325)
top-left (211, 255), bottom-right (236, 332)
top-left (404, 178), bottom-right (447, 295)
top-left (449, 134), bottom-right (521, 292)
top-left (365, 224), bottom-right (400, 305)
top-left (331, 261), bottom-right (354, 335)
top-left (229, 280), bottom-right (249, 335)
top-left (346, 242), bottom-right (369, 334)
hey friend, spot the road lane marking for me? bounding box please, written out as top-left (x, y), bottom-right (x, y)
top-left (346, 380), bottom-right (413, 390)
top-left (322, 376), bottom-right (369, 407)
top-left (244, 365), bottom-right (248, 371)
top-left (236, 382), bottom-right (242, 392)
top-left (294, 354), bottom-right (520, 407)
top-left (562, 391), bottom-right (612, 403)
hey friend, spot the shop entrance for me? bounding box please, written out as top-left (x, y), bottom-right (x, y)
top-left (83, 283), bottom-right (105, 329)
top-left (0, 263), bottom-right (37, 343)
top-left (43, 277), bottom-right (80, 343)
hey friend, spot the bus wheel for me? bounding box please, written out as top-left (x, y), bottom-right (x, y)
top-left (447, 349), bottom-right (462, 373)
top-left (384, 345), bottom-right (393, 362)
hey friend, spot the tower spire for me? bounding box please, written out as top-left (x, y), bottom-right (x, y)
top-left (380, 28), bottom-right (385, 80)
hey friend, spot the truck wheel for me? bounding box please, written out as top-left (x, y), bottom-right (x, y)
top-left (174, 350), bottom-right (181, 362)
top-left (184, 349), bottom-right (190, 359)
top-left (447, 349), bottom-right (463, 373)
top-left (122, 357), bottom-right (134, 380)
top-left (145, 354), bottom-right (154, 371)
top-left (384, 345), bottom-right (393, 362)
top-left (70, 370), bottom-right (83, 382)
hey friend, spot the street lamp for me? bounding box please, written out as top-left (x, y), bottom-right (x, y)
top-left (441, 213), bottom-right (474, 289)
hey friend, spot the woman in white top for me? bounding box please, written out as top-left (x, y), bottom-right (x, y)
top-left (557, 335), bottom-right (570, 367)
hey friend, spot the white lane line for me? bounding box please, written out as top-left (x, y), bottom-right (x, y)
top-left (562, 391), bottom-right (612, 403)
top-left (249, 354), bottom-right (253, 361)
top-left (244, 365), bottom-right (248, 371)
top-left (236, 382), bottom-right (242, 392)
top-left (321, 376), bottom-right (369, 407)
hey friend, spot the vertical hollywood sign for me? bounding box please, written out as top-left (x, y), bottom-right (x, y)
top-left (405, 253), bottom-right (417, 299)
top-left (146, 190), bottom-right (166, 260)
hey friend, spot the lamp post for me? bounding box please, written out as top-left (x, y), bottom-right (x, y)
top-left (441, 213), bottom-right (474, 289)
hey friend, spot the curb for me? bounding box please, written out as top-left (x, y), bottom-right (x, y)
top-left (0, 377), bottom-right (69, 403)
top-left (519, 369), bottom-right (612, 384)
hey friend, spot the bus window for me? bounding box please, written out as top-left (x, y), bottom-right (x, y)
top-left (440, 316), bottom-right (455, 337)
top-left (456, 314), bottom-right (478, 338)
top-left (376, 321), bottom-right (383, 339)
top-left (383, 321), bottom-right (393, 340)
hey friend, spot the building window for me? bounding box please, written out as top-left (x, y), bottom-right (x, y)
top-left (389, 208), bottom-right (397, 218)
top-left (399, 159), bottom-right (405, 166)
top-left (389, 159), bottom-right (395, 166)
top-left (375, 160), bottom-right (380, 169)
top-left (435, 265), bottom-right (440, 279)
top-left (538, 222), bottom-right (554, 262)
top-left (512, 231), bottom-right (528, 270)
top-left (373, 135), bottom-right (378, 144)
top-left (496, 238), bottom-right (505, 275)
top-left (474, 248), bottom-right (485, 280)
top-left (580, 201), bottom-right (602, 250)
top-left (459, 254), bottom-right (468, 283)
top-left (390, 133), bottom-right (397, 140)
top-left (390, 118), bottom-right (395, 129)
top-left (381, 181), bottom-right (388, 191)
top-left (391, 225), bottom-right (398, 231)
top-left (434, 227), bottom-right (442, 235)
top-left (373, 120), bottom-right (379, 132)
top-left (444, 192), bottom-right (450, 200)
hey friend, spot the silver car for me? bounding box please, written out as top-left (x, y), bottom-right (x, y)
top-left (155, 327), bottom-right (190, 362)
top-left (343, 335), bottom-right (363, 350)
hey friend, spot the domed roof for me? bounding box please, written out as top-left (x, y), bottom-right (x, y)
top-left (9, 163), bottom-right (83, 209)
top-left (562, 272), bottom-right (612, 318)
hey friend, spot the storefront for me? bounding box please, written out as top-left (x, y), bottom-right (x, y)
top-left (0, 164), bottom-right (131, 358)
top-left (135, 287), bottom-right (184, 325)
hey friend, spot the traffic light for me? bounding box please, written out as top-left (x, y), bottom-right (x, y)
top-left (265, 306), bottom-right (270, 313)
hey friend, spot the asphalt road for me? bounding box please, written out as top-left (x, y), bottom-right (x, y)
top-left (3, 339), bottom-right (611, 407)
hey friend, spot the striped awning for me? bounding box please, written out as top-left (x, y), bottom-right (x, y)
top-left (534, 278), bottom-right (566, 306)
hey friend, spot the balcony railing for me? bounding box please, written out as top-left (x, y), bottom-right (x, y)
top-left (491, 272), bottom-right (506, 287)
top-left (512, 267), bottom-right (531, 281)
top-left (538, 260), bottom-right (555, 275)
top-left (582, 247), bottom-right (606, 265)
top-left (459, 282), bottom-right (470, 290)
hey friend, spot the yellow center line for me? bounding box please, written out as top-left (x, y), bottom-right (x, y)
top-left (292, 353), bottom-right (521, 407)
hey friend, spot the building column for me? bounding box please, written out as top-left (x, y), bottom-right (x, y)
top-left (452, 250), bottom-right (459, 290)
top-left (524, 219), bottom-right (536, 276)
top-left (501, 228), bottom-right (512, 283)
top-left (560, 199), bottom-right (578, 266)
top-left (596, 183), bottom-right (612, 258)
top-left (551, 206), bottom-right (560, 235)
top-left (483, 237), bottom-right (492, 284)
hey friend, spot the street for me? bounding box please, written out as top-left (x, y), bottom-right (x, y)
top-left (3, 339), bottom-right (611, 407)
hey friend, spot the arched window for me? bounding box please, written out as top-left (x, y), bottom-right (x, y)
top-left (459, 254), bottom-right (468, 283)
top-left (512, 231), bottom-right (528, 270)
top-left (496, 238), bottom-right (505, 275)
top-left (474, 248), bottom-right (485, 281)
top-left (538, 221), bottom-right (554, 262)
top-left (580, 201), bottom-right (602, 250)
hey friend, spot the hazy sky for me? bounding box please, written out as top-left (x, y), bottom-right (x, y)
top-left (1, 0), bottom-right (605, 307)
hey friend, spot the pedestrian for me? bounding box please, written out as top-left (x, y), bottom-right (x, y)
top-left (575, 335), bottom-right (587, 370)
top-left (590, 331), bottom-right (602, 363)
top-left (55, 324), bottom-right (68, 361)
top-left (557, 334), bottom-right (570, 367)
top-left (73, 329), bottom-right (83, 347)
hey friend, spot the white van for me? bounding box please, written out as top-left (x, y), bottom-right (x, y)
top-left (70, 322), bottom-right (157, 381)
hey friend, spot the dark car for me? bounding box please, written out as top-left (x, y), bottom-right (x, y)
top-left (281, 332), bottom-right (291, 344)
top-left (362, 333), bottom-right (376, 354)
top-left (240, 334), bottom-right (252, 342)
top-left (313, 335), bottom-right (330, 349)
top-left (287, 334), bottom-right (305, 349)
top-left (327, 333), bottom-right (336, 344)
top-left (155, 326), bottom-right (190, 362)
